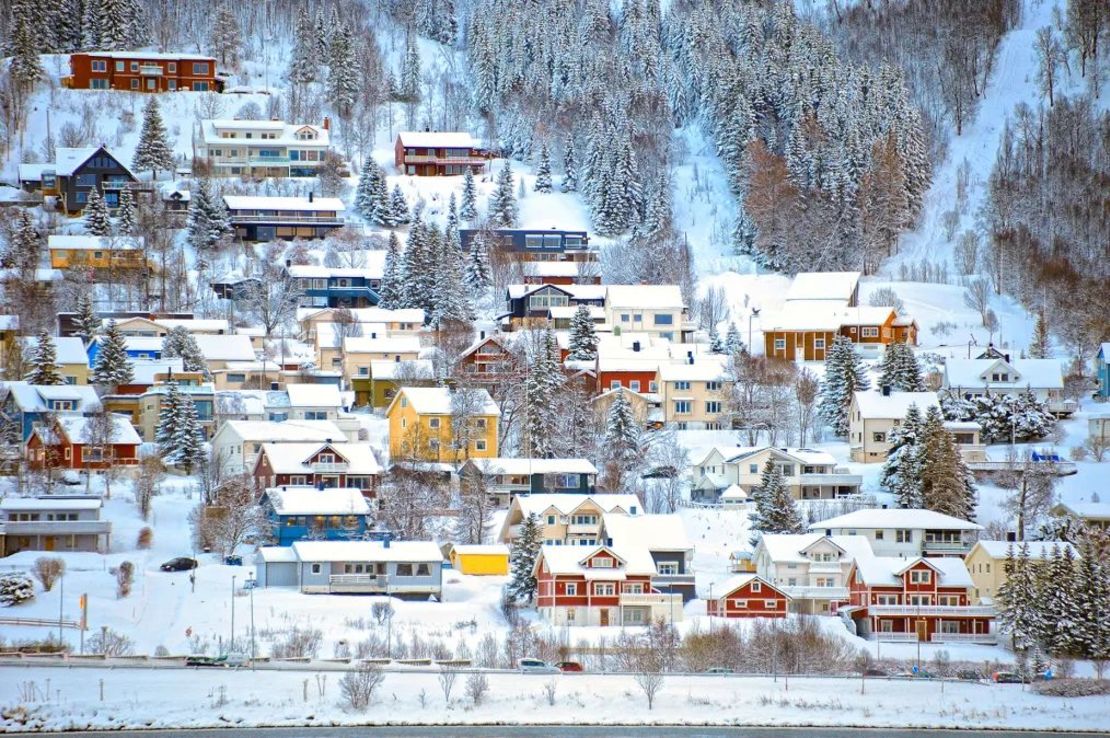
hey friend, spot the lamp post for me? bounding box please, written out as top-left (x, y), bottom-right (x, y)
top-left (749, 307), bottom-right (760, 352)
top-left (247, 574), bottom-right (256, 666)
top-left (230, 575), bottom-right (236, 655)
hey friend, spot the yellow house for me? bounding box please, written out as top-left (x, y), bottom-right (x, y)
top-left (964, 540), bottom-right (1077, 604)
top-left (447, 544), bottom-right (510, 575)
top-left (21, 335), bottom-right (90, 385)
top-left (48, 235), bottom-right (148, 270)
top-left (386, 386), bottom-right (499, 463)
top-left (354, 359), bottom-right (435, 408)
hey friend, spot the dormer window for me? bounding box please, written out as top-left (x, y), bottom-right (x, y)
top-left (591, 557), bottom-right (613, 568)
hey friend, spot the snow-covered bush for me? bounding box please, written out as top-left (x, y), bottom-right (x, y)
top-left (0, 573), bottom-right (35, 606)
top-left (339, 663), bottom-right (385, 710)
top-left (1033, 679), bottom-right (1110, 697)
top-left (116, 561), bottom-right (134, 599)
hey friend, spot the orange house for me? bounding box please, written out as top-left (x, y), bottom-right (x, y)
top-left (66, 52), bottom-right (222, 93)
top-left (764, 304), bottom-right (917, 362)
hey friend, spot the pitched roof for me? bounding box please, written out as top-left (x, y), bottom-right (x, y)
top-left (217, 419), bottom-right (344, 443)
top-left (0, 497), bottom-right (102, 511)
top-left (852, 390), bottom-right (939, 419)
top-left (290, 539), bottom-right (442, 563)
top-left (342, 336), bottom-right (423, 354)
top-left (715, 574), bottom-right (788, 598)
top-left (55, 415), bottom-right (141, 445)
top-left (536, 543), bottom-right (657, 577)
top-left (21, 336), bottom-right (88, 366)
top-left (510, 493), bottom-right (643, 520)
top-left (258, 442), bottom-right (381, 475)
top-left (223, 195), bottom-right (346, 213)
top-left (853, 556), bottom-right (973, 588)
top-left (286, 383), bottom-right (342, 408)
top-left (201, 119), bottom-right (330, 147)
top-left (1053, 502), bottom-right (1110, 522)
top-left (0, 381), bottom-right (101, 412)
top-left (48, 235), bottom-right (144, 251)
top-left (943, 358), bottom-right (1065, 390)
top-left (368, 359), bottom-right (434, 381)
top-left (465, 457), bottom-right (598, 476)
top-left (757, 533), bottom-right (875, 564)
top-left (397, 131), bottom-right (479, 148)
top-left (263, 486), bottom-right (371, 516)
top-left (392, 386), bottom-right (499, 416)
top-left (192, 334), bottom-right (256, 362)
top-left (810, 508), bottom-right (982, 531)
top-left (604, 284), bottom-right (685, 309)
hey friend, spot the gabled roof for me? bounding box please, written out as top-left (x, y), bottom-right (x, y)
top-left (215, 419), bottom-right (343, 443)
top-left (342, 336), bottom-right (423, 355)
top-left (286, 383), bottom-right (342, 408)
top-left (605, 284), bottom-right (685, 309)
top-left (54, 145), bottom-right (137, 179)
top-left (852, 555), bottom-right (973, 588)
top-left (534, 543), bottom-right (656, 577)
top-left (724, 446), bottom-right (839, 468)
top-left (1098, 343), bottom-right (1110, 362)
top-left (943, 358), bottom-right (1065, 391)
top-left (510, 493), bottom-right (642, 519)
top-left (256, 442), bottom-right (381, 475)
top-left (263, 486), bottom-right (371, 516)
top-left (714, 573), bottom-right (788, 599)
top-left (463, 457), bottom-right (598, 476)
top-left (387, 386), bottom-right (499, 417)
top-left (397, 131), bottom-right (480, 148)
top-left (0, 497), bottom-right (102, 511)
top-left (223, 195), bottom-right (345, 213)
top-left (368, 359), bottom-right (435, 381)
top-left (1052, 502), bottom-right (1110, 522)
top-left (0, 381), bottom-right (101, 413)
top-left (193, 334), bottom-right (256, 362)
top-left (201, 119), bottom-right (330, 147)
top-left (852, 390), bottom-right (939, 420)
top-left (53, 415), bottom-right (141, 445)
top-left (291, 539), bottom-right (442, 563)
top-left (20, 336), bottom-right (88, 366)
top-left (48, 235), bottom-right (144, 251)
top-left (756, 533), bottom-right (875, 564)
top-left (810, 508), bottom-right (982, 532)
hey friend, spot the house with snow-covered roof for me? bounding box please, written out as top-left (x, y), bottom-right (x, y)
top-left (458, 457), bottom-right (598, 507)
top-left (690, 446), bottom-right (861, 503)
top-left (339, 336), bottom-right (423, 380)
top-left (600, 513), bottom-right (696, 602)
top-left (1050, 501), bottom-right (1110, 531)
top-left (0, 496), bottom-right (111, 556)
top-left (942, 357), bottom-right (1074, 416)
top-left (842, 555), bottom-right (994, 643)
top-left (809, 508), bottom-right (982, 558)
top-left (66, 51), bottom-right (222, 93)
top-left (26, 414), bottom-right (141, 471)
top-left (210, 419), bottom-right (350, 474)
top-left (260, 486), bottom-right (373, 546)
top-left (0, 382), bottom-right (103, 442)
top-left (603, 285), bottom-right (693, 343)
top-left (298, 307), bottom-right (424, 343)
top-left (706, 574), bottom-right (790, 619)
top-left (253, 441), bottom-right (381, 494)
top-left (20, 336), bottom-right (90, 386)
top-left (223, 194), bottom-right (346, 242)
top-left (386, 386), bottom-right (499, 463)
top-left (848, 388), bottom-right (940, 462)
top-left (394, 131), bottom-right (489, 176)
top-left (964, 540), bottom-right (1079, 604)
top-left (48, 235), bottom-right (148, 271)
top-left (497, 493), bottom-right (643, 546)
top-left (286, 263), bottom-right (382, 309)
top-left (196, 119), bottom-right (333, 178)
top-left (255, 539), bottom-right (443, 597)
top-left (752, 533), bottom-right (876, 615)
top-left (533, 543), bottom-right (684, 626)
top-left (285, 383), bottom-right (344, 421)
top-left (32, 145), bottom-right (139, 215)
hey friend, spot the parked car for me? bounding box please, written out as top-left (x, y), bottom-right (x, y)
top-left (992, 671), bottom-right (1025, 683)
top-left (519, 658), bottom-right (559, 673)
top-left (186, 655), bottom-right (222, 667)
top-left (957, 669), bottom-right (986, 681)
top-left (863, 668), bottom-right (889, 677)
top-left (160, 557), bottom-right (198, 572)
top-left (556, 661), bottom-right (584, 672)
top-left (704, 667), bottom-right (735, 674)
top-left (186, 654), bottom-right (247, 668)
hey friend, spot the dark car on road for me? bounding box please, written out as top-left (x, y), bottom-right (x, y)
top-left (992, 671), bottom-right (1025, 683)
top-left (161, 557), bottom-right (198, 572)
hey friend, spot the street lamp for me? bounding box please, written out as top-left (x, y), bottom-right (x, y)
top-left (247, 574), bottom-right (256, 666)
top-left (230, 575), bottom-right (236, 655)
top-left (749, 307), bottom-right (761, 352)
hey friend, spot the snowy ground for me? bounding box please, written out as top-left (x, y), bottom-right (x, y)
top-left (2, 665), bottom-right (1108, 732)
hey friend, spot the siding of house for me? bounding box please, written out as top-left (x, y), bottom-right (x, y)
top-left (67, 53), bottom-right (220, 92)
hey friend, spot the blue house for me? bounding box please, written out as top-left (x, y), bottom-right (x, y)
top-left (459, 457), bottom-right (599, 507)
top-left (0, 382), bottom-right (103, 441)
top-left (1098, 343), bottom-right (1110, 399)
top-left (261, 486), bottom-right (374, 546)
top-left (86, 335), bottom-right (163, 365)
top-left (286, 265), bottom-right (381, 309)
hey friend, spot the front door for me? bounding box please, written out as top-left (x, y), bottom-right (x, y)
top-left (44, 536), bottom-right (55, 551)
top-left (915, 619), bottom-right (928, 642)
top-left (599, 608), bottom-right (609, 626)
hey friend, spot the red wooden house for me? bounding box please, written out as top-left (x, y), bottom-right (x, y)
top-left (252, 442), bottom-right (381, 496)
top-left (394, 132), bottom-right (489, 176)
top-left (457, 335), bottom-right (520, 385)
top-left (66, 52), bottom-right (223, 93)
top-left (843, 556), bottom-right (995, 642)
top-left (534, 544), bottom-right (683, 627)
top-left (706, 574), bottom-right (789, 618)
top-left (26, 415), bottom-right (140, 471)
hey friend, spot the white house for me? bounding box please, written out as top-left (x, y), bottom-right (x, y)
top-left (210, 419), bottom-right (348, 474)
top-left (751, 532), bottom-right (876, 614)
top-left (942, 357), bottom-right (1074, 415)
top-left (603, 285), bottom-right (691, 343)
top-left (808, 508), bottom-right (982, 558)
top-left (195, 119), bottom-right (333, 178)
top-left (285, 383), bottom-right (344, 421)
top-left (848, 389), bottom-right (940, 462)
top-left (691, 446), bottom-right (862, 502)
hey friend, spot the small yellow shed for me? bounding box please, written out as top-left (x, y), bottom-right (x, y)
top-left (448, 544), bottom-right (510, 576)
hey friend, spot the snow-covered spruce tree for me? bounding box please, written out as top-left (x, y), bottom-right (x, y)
top-left (91, 320), bottom-right (134, 389)
top-left (133, 97), bottom-right (175, 180)
top-left (116, 187), bottom-right (137, 236)
top-left (567, 304), bottom-right (599, 361)
top-left (878, 342), bottom-right (926, 392)
top-left (817, 336), bottom-right (871, 437)
top-left (399, 31), bottom-right (421, 100)
top-left (880, 403), bottom-right (924, 506)
top-left (378, 232), bottom-right (403, 309)
top-left (1029, 311), bottom-right (1050, 359)
top-left (73, 292), bottom-right (99, 346)
top-left (465, 232), bottom-right (492, 291)
top-left (3, 209), bottom-right (41, 273)
top-left (156, 381), bottom-right (205, 473)
top-left (355, 158), bottom-right (382, 223)
top-left (84, 187), bottom-right (112, 236)
top-left (1037, 543), bottom-right (1078, 656)
top-left (732, 209), bottom-right (757, 256)
top-left (8, 12), bottom-right (44, 92)
top-left (507, 513), bottom-right (542, 603)
top-left (918, 406), bottom-right (976, 521)
top-left (724, 322), bottom-right (745, 356)
top-left (186, 180), bottom-right (231, 251)
top-left (1072, 538), bottom-right (1110, 669)
top-left (602, 389), bottom-right (641, 493)
top-left (533, 143), bottom-right (552, 193)
top-left (210, 4), bottom-right (240, 67)
top-left (289, 5), bottom-right (317, 84)
top-left (161, 326), bottom-right (206, 374)
top-left (523, 327), bottom-right (563, 457)
top-left (489, 163), bottom-right (518, 228)
top-left (430, 228), bottom-right (472, 326)
top-left (562, 133), bottom-right (578, 193)
top-left (996, 543), bottom-right (1041, 651)
top-left (326, 23), bottom-right (359, 118)
top-left (748, 458), bottom-right (805, 546)
top-left (26, 331), bottom-right (64, 386)
top-left (0, 572), bottom-right (35, 606)
top-left (446, 193), bottom-right (459, 236)
top-left (709, 328), bottom-right (724, 354)
top-left (460, 168), bottom-right (478, 221)
top-left (389, 185), bottom-right (410, 226)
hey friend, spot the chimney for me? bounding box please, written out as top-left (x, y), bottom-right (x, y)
top-left (285, 259), bottom-right (291, 268)
top-left (632, 341), bottom-right (641, 353)
top-left (1004, 353), bottom-right (1010, 362)
top-left (880, 385), bottom-right (891, 396)
top-left (383, 532), bottom-right (391, 549)
top-left (686, 351), bottom-right (694, 365)
top-left (308, 191), bottom-right (314, 203)
top-left (480, 330), bottom-right (486, 340)
top-left (322, 116), bottom-right (330, 131)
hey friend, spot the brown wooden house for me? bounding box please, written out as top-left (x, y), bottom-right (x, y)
top-left (764, 304), bottom-right (917, 362)
top-left (394, 132), bottom-right (489, 176)
top-left (65, 52), bottom-right (223, 93)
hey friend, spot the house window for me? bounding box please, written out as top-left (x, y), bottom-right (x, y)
top-left (91, 60), bottom-right (107, 72)
top-left (630, 380), bottom-right (641, 392)
top-left (475, 439), bottom-right (487, 451)
top-left (566, 607), bottom-right (576, 622)
top-left (193, 81), bottom-right (209, 91)
top-left (310, 564), bottom-right (322, 574)
top-left (565, 583), bottom-right (577, 596)
top-left (880, 620), bottom-right (894, 632)
top-left (396, 563), bottom-right (414, 576)
top-left (675, 381), bottom-right (691, 390)
top-left (674, 400), bottom-right (691, 414)
top-left (938, 595), bottom-right (961, 606)
top-left (732, 599), bottom-right (748, 608)
top-left (130, 79), bottom-right (139, 89)
top-left (751, 581), bottom-right (761, 592)
top-left (657, 562), bottom-right (678, 575)
top-left (748, 464), bottom-right (758, 474)
top-left (590, 555), bottom-right (611, 567)
top-left (909, 570), bottom-right (932, 584)
top-left (429, 418), bottom-right (440, 429)
top-left (653, 314), bottom-right (673, 326)
top-left (623, 583), bottom-right (644, 594)
top-left (167, 80), bottom-right (177, 90)
top-left (90, 78), bottom-right (109, 89)
top-left (594, 583), bottom-right (615, 596)
top-left (620, 314), bottom-right (629, 323)
top-left (896, 529), bottom-right (913, 543)
top-left (115, 60), bottom-right (125, 71)
top-left (76, 174), bottom-right (97, 187)
top-left (707, 381), bottom-right (722, 391)
top-left (547, 515), bottom-right (556, 525)
top-left (872, 432), bottom-right (886, 443)
top-left (764, 600), bottom-right (779, 608)
top-left (874, 531), bottom-right (884, 540)
top-left (876, 594), bottom-right (899, 605)
top-left (706, 400), bottom-right (722, 414)
top-left (416, 563), bottom-right (431, 576)
top-left (193, 62), bottom-right (210, 75)
top-left (610, 380), bottom-right (620, 390)
top-left (861, 327), bottom-right (879, 338)
top-left (814, 338), bottom-right (826, 350)
top-left (168, 62), bottom-right (177, 73)
top-left (908, 594), bottom-right (931, 605)
top-left (130, 61), bottom-right (139, 72)
top-left (774, 338), bottom-right (786, 350)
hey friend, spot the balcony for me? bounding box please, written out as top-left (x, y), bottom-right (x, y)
top-left (782, 585), bottom-right (849, 600)
top-left (620, 592), bottom-right (684, 609)
top-left (229, 214), bottom-right (345, 225)
top-left (0, 520), bottom-right (111, 536)
top-left (311, 462), bottom-right (349, 473)
top-left (248, 156), bottom-right (292, 166)
top-left (403, 154), bottom-right (488, 165)
top-left (922, 539), bottom-right (974, 553)
top-left (138, 65), bottom-right (164, 76)
top-left (798, 472), bottom-right (863, 487)
top-left (567, 523), bottom-right (601, 535)
top-left (652, 573), bottom-right (695, 588)
top-left (868, 605), bottom-right (995, 617)
top-left (326, 574), bottom-right (387, 593)
top-left (873, 632), bottom-right (920, 642)
top-left (930, 632), bottom-right (997, 644)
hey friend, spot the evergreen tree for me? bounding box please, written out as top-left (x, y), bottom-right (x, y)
top-left (732, 209), bottom-right (757, 256)
top-left (817, 335), bottom-right (871, 437)
top-left (83, 187), bottom-right (112, 236)
top-left (26, 331), bottom-right (64, 385)
top-left (880, 404), bottom-right (925, 507)
top-left (186, 180), bottom-right (231, 251)
top-left (1029, 311), bottom-right (1050, 359)
top-left (8, 11), bottom-right (44, 91)
top-left (429, 225), bottom-right (471, 326)
top-left (156, 380), bottom-right (205, 473)
top-left (399, 32), bottom-right (421, 100)
top-left (464, 232), bottom-right (491, 291)
top-left (1037, 543), bottom-right (1078, 655)
top-left (355, 158), bottom-right (383, 223)
top-left (489, 162), bottom-right (518, 227)
top-left (507, 513), bottom-right (542, 603)
top-left (73, 292), bottom-right (99, 346)
top-left (3, 210), bottom-right (41, 274)
top-left (116, 187), bottom-right (137, 236)
top-left (997, 543), bottom-right (1041, 650)
top-left (161, 326), bottom-right (207, 374)
top-left (91, 320), bottom-right (134, 388)
top-left (602, 389), bottom-right (641, 492)
top-left (879, 342), bottom-right (926, 392)
top-left (567, 305), bottom-right (599, 361)
top-left (1072, 538), bottom-right (1110, 666)
top-left (378, 232), bottom-right (403, 309)
top-left (326, 23), bottom-right (359, 118)
top-left (523, 327), bottom-right (563, 457)
top-left (460, 168), bottom-right (478, 221)
top-left (918, 405), bottom-right (976, 520)
top-left (709, 328), bottom-right (724, 354)
top-left (388, 185), bottom-right (410, 226)
top-left (288, 5), bottom-right (317, 84)
top-left (724, 322), bottom-right (745, 356)
top-left (748, 458), bottom-right (805, 546)
top-left (533, 143), bottom-right (552, 193)
top-left (133, 97), bottom-right (175, 180)
top-left (562, 133), bottom-right (578, 193)
top-left (210, 4), bottom-right (240, 66)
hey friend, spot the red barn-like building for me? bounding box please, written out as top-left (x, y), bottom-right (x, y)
top-left (27, 415), bottom-right (140, 471)
top-left (706, 574), bottom-right (789, 618)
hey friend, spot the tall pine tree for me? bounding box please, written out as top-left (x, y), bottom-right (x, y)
top-left (460, 168), bottom-right (478, 221)
top-left (817, 335), bottom-right (871, 436)
top-left (133, 97), bottom-right (175, 180)
top-left (378, 232), bottom-right (403, 308)
top-left (84, 187), bottom-right (112, 236)
top-left (161, 326), bottom-right (207, 374)
top-left (533, 143), bottom-right (552, 193)
top-left (507, 513), bottom-right (541, 603)
top-left (567, 304), bottom-right (599, 361)
top-left (489, 162), bottom-right (518, 227)
top-left (91, 320), bottom-right (134, 389)
top-left (26, 331), bottom-right (64, 385)
top-left (748, 458), bottom-right (805, 545)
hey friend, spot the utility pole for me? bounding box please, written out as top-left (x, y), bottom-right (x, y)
top-left (230, 575), bottom-right (236, 654)
top-left (58, 571), bottom-right (65, 644)
top-left (248, 575), bottom-right (256, 666)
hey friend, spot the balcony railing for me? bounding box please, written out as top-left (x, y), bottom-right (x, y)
top-left (248, 156), bottom-right (293, 166)
top-left (310, 462), bottom-right (349, 473)
top-left (229, 214), bottom-right (345, 225)
top-left (327, 574), bottom-right (387, 592)
top-left (138, 65), bottom-right (164, 76)
top-left (620, 592), bottom-right (683, 608)
top-left (0, 520), bottom-right (111, 536)
top-left (798, 473), bottom-right (864, 486)
top-left (806, 562), bottom-right (844, 574)
top-left (922, 539), bottom-right (973, 552)
top-left (868, 605), bottom-right (995, 617)
top-left (652, 573), bottom-right (695, 587)
top-left (873, 632), bottom-right (920, 642)
top-left (567, 523), bottom-right (600, 534)
top-left (782, 585), bottom-right (849, 600)
top-left (930, 632), bottom-right (997, 644)
top-left (403, 154), bottom-right (488, 165)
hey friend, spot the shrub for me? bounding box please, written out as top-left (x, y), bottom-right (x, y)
top-left (339, 663), bottom-right (385, 710)
top-left (33, 557), bottom-right (65, 592)
top-left (466, 672), bottom-right (489, 705)
top-left (1033, 679), bottom-right (1110, 697)
top-left (116, 561), bottom-right (134, 598)
top-left (137, 527), bottom-right (154, 550)
top-left (0, 573), bottom-right (35, 606)
top-left (88, 627), bottom-right (134, 656)
top-left (270, 626), bottom-right (324, 659)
